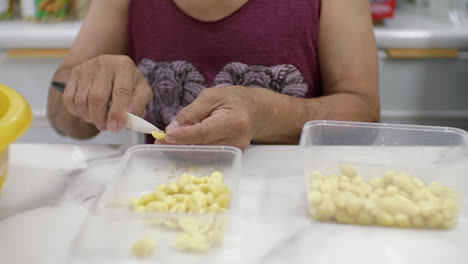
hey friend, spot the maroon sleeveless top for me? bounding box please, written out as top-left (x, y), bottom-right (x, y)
top-left (128, 0), bottom-right (322, 130)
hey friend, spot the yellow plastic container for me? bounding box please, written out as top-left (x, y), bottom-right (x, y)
top-left (0, 84), bottom-right (32, 193)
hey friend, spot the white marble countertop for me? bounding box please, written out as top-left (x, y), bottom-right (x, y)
top-left (1, 8), bottom-right (468, 50)
top-left (1, 144), bottom-right (467, 264)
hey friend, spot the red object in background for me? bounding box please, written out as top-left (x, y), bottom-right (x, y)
top-left (370, 0), bottom-right (396, 20)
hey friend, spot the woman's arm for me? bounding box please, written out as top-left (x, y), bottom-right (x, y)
top-left (47, 0), bottom-right (130, 139)
top-left (164, 0), bottom-right (379, 148)
top-left (250, 0), bottom-right (380, 143)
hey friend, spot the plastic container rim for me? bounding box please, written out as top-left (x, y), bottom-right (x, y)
top-left (299, 120), bottom-right (468, 148)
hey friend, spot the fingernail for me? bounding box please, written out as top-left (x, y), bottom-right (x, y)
top-left (98, 125), bottom-right (107, 131)
top-left (108, 120), bottom-right (120, 132)
top-left (166, 120), bottom-right (180, 132)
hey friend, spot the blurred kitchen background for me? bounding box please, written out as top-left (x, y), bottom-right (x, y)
top-left (1, 0), bottom-right (468, 145)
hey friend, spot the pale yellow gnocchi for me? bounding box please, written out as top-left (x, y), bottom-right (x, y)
top-left (152, 130), bottom-right (166, 140)
top-left (131, 171), bottom-right (231, 214)
top-left (131, 236), bottom-right (157, 258)
top-left (175, 217), bottom-right (227, 252)
top-left (307, 165), bottom-right (459, 229)
top-left (131, 171), bottom-right (231, 253)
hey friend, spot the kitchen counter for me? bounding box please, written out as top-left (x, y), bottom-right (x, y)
top-left (0, 144), bottom-right (467, 264)
top-left (0, 20), bottom-right (80, 49)
top-left (374, 9), bottom-right (468, 49)
top-left (1, 9), bottom-right (468, 50)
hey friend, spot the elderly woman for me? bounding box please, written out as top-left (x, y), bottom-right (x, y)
top-left (47, 0), bottom-right (379, 150)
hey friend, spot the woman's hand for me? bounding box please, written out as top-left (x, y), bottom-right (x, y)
top-left (163, 86), bottom-right (257, 151)
top-left (62, 55), bottom-right (153, 132)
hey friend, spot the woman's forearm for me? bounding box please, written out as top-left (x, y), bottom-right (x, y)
top-left (47, 70), bottom-right (100, 140)
top-left (46, 0), bottom-right (130, 140)
top-left (251, 85), bottom-right (380, 144)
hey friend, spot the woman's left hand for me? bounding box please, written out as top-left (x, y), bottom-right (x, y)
top-left (160, 86), bottom-right (257, 151)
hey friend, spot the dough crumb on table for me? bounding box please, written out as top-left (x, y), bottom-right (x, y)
top-left (307, 165), bottom-right (459, 229)
top-left (131, 236), bottom-right (157, 258)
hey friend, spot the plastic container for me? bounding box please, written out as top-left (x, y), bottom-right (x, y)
top-left (68, 145), bottom-right (242, 264)
top-left (0, 84), bottom-right (32, 194)
top-left (300, 120), bottom-right (468, 229)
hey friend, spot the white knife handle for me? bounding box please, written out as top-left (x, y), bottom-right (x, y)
top-left (124, 112), bottom-right (162, 134)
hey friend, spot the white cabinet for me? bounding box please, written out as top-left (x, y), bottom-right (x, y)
top-left (375, 8), bottom-right (468, 130)
top-left (379, 54), bottom-right (468, 130)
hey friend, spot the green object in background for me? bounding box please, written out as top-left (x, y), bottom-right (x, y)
top-left (0, 11), bottom-right (12, 19)
top-left (35, 0), bottom-right (68, 19)
top-left (0, 0), bottom-right (13, 20)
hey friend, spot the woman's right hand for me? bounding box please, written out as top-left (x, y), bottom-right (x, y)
top-left (62, 55), bottom-right (153, 132)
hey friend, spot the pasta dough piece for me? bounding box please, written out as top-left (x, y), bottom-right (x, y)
top-left (307, 191), bottom-right (323, 206)
top-left (384, 185), bottom-right (399, 196)
top-left (333, 192), bottom-right (348, 208)
top-left (132, 171), bottom-right (231, 214)
top-left (146, 201), bottom-right (169, 212)
top-left (351, 175), bottom-right (363, 185)
top-left (383, 171), bottom-right (396, 186)
top-left (170, 202), bottom-right (187, 213)
top-left (411, 215), bottom-right (425, 228)
top-left (394, 213), bottom-right (411, 228)
top-left (182, 184), bottom-right (199, 194)
top-left (357, 213), bottom-right (374, 225)
top-left (165, 182), bottom-right (179, 194)
top-left (132, 236), bottom-right (157, 258)
top-left (215, 193), bottom-right (231, 208)
top-left (210, 171), bottom-right (224, 184)
top-left (427, 213), bottom-right (444, 228)
top-left (318, 200), bottom-right (336, 219)
top-left (165, 195), bottom-right (177, 208)
top-left (392, 174), bottom-right (415, 194)
top-left (175, 233), bottom-right (211, 252)
top-left (187, 191), bottom-right (207, 212)
top-left (358, 183), bottom-right (373, 196)
top-left (340, 165), bottom-right (357, 178)
top-left (130, 171), bottom-right (231, 255)
top-left (335, 210), bottom-right (355, 224)
top-left (152, 130), bottom-right (166, 140)
top-left (338, 182), bottom-right (354, 192)
top-left (376, 211), bottom-right (394, 226)
top-left (368, 177), bottom-right (383, 189)
top-left (346, 197), bottom-right (362, 215)
top-left (412, 177), bottom-right (425, 188)
top-left (312, 171), bottom-right (325, 180)
top-left (306, 165), bottom-right (459, 229)
top-left (339, 175), bottom-right (350, 183)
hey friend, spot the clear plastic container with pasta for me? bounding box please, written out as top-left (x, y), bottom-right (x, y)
top-left (300, 121), bottom-right (468, 230)
top-left (67, 145), bottom-right (242, 264)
